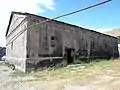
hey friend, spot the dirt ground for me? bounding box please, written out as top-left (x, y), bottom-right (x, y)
top-left (1, 60), bottom-right (120, 90)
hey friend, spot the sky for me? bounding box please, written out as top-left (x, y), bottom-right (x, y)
top-left (0, 0), bottom-right (120, 46)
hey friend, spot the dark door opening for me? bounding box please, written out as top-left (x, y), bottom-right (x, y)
top-left (65, 48), bottom-right (74, 64)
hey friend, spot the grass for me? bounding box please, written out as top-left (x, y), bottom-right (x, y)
top-left (7, 58), bottom-right (120, 84)
top-left (11, 69), bottom-right (30, 77)
top-left (33, 59), bottom-right (120, 84)
top-left (0, 61), bottom-right (8, 66)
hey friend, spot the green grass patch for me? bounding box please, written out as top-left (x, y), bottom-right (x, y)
top-left (0, 61), bottom-right (6, 66)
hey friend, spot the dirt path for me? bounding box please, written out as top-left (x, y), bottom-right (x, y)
top-left (1, 61), bottom-right (120, 90)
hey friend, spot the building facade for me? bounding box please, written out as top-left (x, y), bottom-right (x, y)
top-left (104, 29), bottom-right (120, 57)
top-left (6, 12), bottom-right (119, 72)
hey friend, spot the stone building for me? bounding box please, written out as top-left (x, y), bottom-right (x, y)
top-left (104, 29), bottom-right (120, 57)
top-left (6, 12), bottom-right (119, 72)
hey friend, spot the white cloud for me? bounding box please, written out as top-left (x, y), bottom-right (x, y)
top-left (0, 0), bottom-right (55, 47)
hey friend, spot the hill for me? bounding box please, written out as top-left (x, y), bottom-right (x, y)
top-left (104, 29), bottom-right (120, 37)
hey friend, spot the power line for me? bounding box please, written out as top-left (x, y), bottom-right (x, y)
top-left (6, 0), bottom-right (112, 45)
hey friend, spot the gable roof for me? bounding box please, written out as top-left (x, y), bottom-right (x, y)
top-left (6, 12), bottom-right (26, 36)
top-left (6, 11), bottom-right (52, 37)
top-left (6, 11), bottom-right (117, 39)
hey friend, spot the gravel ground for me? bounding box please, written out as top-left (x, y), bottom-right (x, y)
top-left (0, 61), bottom-right (92, 90)
top-left (1, 61), bottom-right (120, 90)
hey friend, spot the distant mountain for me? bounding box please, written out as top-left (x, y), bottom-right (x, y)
top-left (104, 29), bottom-right (120, 37)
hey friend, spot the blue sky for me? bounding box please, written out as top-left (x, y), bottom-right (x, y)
top-left (0, 0), bottom-right (119, 46)
top-left (40, 0), bottom-right (120, 31)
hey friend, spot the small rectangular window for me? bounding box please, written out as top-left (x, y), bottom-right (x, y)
top-left (51, 36), bottom-right (56, 47)
top-left (37, 20), bottom-right (39, 23)
top-left (26, 54), bottom-right (29, 58)
top-left (11, 42), bottom-right (13, 50)
top-left (51, 36), bottom-right (55, 40)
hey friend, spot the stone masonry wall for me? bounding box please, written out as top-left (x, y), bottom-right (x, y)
top-left (6, 13), bottom-right (119, 72)
top-left (6, 14), bottom-right (27, 72)
top-left (25, 15), bottom-right (119, 70)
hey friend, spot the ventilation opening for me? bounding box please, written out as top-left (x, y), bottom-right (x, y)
top-left (65, 48), bottom-right (74, 64)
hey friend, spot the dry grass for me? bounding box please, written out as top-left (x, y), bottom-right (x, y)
top-left (33, 59), bottom-right (120, 84)
top-left (5, 59), bottom-right (120, 90)
top-left (9, 59), bottom-right (120, 85)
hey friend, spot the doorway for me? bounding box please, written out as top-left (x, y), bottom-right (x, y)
top-left (65, 48), bottom-right (74, 64)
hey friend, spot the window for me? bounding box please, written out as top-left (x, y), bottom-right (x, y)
top-left (51, 36), bottom-right (55, 47)
top-left (51, 36), bottom-right (55, 40)
top-left (37, 20), bottom-right (39, 23)
top-left (11, 42), bottom-right (13, 50)
top-left (26, 54), bottom-right (29, 58)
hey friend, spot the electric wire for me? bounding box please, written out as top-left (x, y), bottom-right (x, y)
top-left (6, 0), bottom-right (112, 45)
